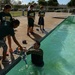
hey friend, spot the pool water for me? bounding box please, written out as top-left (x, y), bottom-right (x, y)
top-left (6, 16), bottom-right (75, 75)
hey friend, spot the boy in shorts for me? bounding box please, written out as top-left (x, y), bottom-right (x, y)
top-left (0, 4), bottom-right (14, 55)
top-left (27, 5), bottom-right (35, 36)
top-left (38, 6), bottom-right (45, 33)
top-left (0, 19), bottom-right (23, 62)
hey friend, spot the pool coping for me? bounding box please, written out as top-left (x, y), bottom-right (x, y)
top-left (40, 16), bottom-right (69, 42)
top-left (0, 57), bottom-right (21, 75)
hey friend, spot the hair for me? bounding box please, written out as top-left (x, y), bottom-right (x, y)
top-left (4, 4), bottom-right (11, 9)
top-left (11, 19), bottom-right (20, 27)
top-left (30, 5), bottom-right (34, 8)
top-left (36, 41), bottom-right (40, 46)
top-left (13, 19), bottom-right (20, 25)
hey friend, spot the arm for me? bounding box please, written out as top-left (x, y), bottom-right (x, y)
top-left (0, 13), bottom-right (1, 25)
top-left (34, 11), bottom-right (35, 20)
top-left (28, 16), bottom-right (34, 18)
top-left (26, 49), bottom-right (43, 56)
top-left (7, 35), bottom-right (11, 48)
top-left (38, 11), bottom-right (40, 16)
top-left (12, 35), bottom-right (23, 50)
top-left (0, 20), bottom-right (1, 26)
top-left (43, 11), bottom-right (45, 17)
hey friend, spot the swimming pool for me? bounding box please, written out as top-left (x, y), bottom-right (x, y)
top-left (2, 16), bottom-right (75, 75)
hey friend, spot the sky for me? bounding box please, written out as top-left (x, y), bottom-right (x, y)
top-left (18, 0), bottom-right (70, 4)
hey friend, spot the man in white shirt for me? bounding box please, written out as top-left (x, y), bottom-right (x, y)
top-left (28, 5), bottom-right (30, 11)
top-left (27, 3), bottom-right (36, 11)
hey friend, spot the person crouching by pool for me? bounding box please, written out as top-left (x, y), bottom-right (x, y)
top-left (26, 41), bottom-right (44, 75)
top-left (0, 19), bottom-right (23, 63)
top-left (27, 5), bottom-right (35, 36)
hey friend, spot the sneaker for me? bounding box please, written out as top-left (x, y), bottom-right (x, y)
top-left (41, 30), bottom-right (44, 33)
top-left (43, 29), bottom-right (45, 31)
top-left (27, 33), bottom-right (30, 36)
top-left (6, 52), bottom-right (9, 56)
top-left (30, 32), bottom-right (35, 35)
top-left (2, 59), bottom-right (9, 63)
top-left (36, 29), bottom-right (39, 31)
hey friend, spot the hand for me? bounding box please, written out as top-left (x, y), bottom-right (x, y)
top-left (18, 47), bottom-right (27, 53)
top-left (32, 17), bottom-right (34, 20)
top-left (23, 47), bottom-right (27, 52)
top-left (9, 48), bottom-right (13, 53)
top-left (19, 46), bottom-right (23, 51)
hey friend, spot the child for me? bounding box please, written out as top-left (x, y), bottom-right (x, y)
top-left (26, 41), bottom-right (44, 75)
top-left (38, 6), bottom-right (45, 33)
top-left (27, 5), bottom-right (35, 36)
top-left (0, 19), bottom-right (23, 63)
top-left (0, 4), bottom-right (13, 55)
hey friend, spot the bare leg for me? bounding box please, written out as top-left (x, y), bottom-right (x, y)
top-left (27, 26), bottom-right (29, 34)
top-left (3, 43), bottom-right (8, 60)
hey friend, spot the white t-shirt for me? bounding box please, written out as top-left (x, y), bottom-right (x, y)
top-left (28, 6), bottom-right (30, 11)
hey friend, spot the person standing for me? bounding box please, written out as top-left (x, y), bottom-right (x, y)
top-left (27, 5), bottom-right (35, 36)
top-left (38, 6), bottom-right (45, 33)
top-left (27, 5), bottom-right (30, 11)
top-left (0, 19), bottom-right (23, 62)
top-left (0, 4), bottom-right (13, 54)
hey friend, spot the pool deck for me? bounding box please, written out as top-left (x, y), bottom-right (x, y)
top-left (11, 12), bottom-right (71, 49)
top-left (0, 12), bottom-right (71, 74)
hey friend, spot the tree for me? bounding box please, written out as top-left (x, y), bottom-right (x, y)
top-left (17, 1), bottom-right (22, 5)
top-left (47, 0), bottom-right (58, 6)
top-left (32, 1), bottom-right (35, 4)
top-left (53, 0), bottom-right (58, 2)
top-left (67, 0), bottom-right (75, 7)
top-left (38, 0), bottom-right (48, 6)
top-left (38, 0), bottom-right (45, 1)
top-left (38, 0), bottom-right (45, 5)
top-left (0, 0), bottom-right (11, 10)
top-left (3, 0), bottom-right (11, 4)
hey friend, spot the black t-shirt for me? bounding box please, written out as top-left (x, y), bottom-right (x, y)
top-left (27, 10), bottom-right (35, 20)
top-left (39, 10), bottom-right (45, 17)
top-left (0, 25), bottom-right (15, 40)
top-left (27, 10), bottom-right (35, 17)
top-left (27, 49), bottom-right (44, 67)
top-left (0, 12), bottom-right (13, 26)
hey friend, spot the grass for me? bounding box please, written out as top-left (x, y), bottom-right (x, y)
top-left (10, 11), bottom-right (27, 17)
